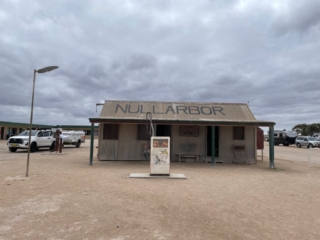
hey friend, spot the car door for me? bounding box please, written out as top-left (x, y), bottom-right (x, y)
top-left (37, 132), bottom-right (46, 147)
top-left (303, 137), bottom-right (308, 147)
top-left (42, 131), bottom-right (53, 146)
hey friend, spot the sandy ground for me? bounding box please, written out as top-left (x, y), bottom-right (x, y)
top-left (0, 140), bottom-right (320, 240)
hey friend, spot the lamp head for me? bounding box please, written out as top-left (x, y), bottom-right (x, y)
top-left (37, 66), bottom-right (59, 73)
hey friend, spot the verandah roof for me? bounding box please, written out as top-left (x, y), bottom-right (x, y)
top-left (89, 100), bottom-right (275, 127)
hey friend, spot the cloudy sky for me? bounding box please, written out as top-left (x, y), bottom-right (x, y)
top-left (0, 0), bottom-right (319, 131)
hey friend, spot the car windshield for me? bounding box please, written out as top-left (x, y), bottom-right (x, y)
top-left (307, 137), bottom-right (317, 141)
top-left (18, 130), bottom-right (38, 136)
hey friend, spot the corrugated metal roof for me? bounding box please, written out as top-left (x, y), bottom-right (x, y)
top-left (89, 100), bottom-right (275, 126)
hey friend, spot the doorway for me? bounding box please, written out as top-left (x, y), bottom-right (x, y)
top-left (12, 128), bottom-right (17, 135)
top-left (207, 126), bottom-right (219, 157)
top-left (156, 125), bottom-right (171, 137)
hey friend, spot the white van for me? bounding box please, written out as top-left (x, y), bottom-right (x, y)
top-left (312, 133), bottom-right (320, 140)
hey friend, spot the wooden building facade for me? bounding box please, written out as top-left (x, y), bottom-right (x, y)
top-left (89, 101), bottom-right (276, 167)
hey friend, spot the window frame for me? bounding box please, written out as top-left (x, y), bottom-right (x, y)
top-left (233, 126), bottom-right (245, 140)
top-left (103, 124), bottom-right (119, 140)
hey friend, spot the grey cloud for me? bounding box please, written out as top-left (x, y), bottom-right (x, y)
top-left (273, 0), bottom-right (320, 34)
top-left (1, 0), bottom-right (320, 131)
top-left (127, 54), bottom-right (157, 71)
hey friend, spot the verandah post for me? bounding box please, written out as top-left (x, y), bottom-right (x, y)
top-left (90, 122), bottom-right (94, 166)
top-left (269, 125), bottom-right (275, 168)
top-left (211, 126), bottom-right (215, 166)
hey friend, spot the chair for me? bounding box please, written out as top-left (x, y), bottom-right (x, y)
top-left (232, 145), bottom-right (249, 164)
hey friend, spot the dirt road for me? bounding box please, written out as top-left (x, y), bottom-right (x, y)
top-left (1, 140), bottom-right (320, 240)
top-left (263, 142), bottom-right (320, 165)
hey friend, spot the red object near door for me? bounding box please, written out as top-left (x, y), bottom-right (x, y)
top-left (257, 128), bottom-right (264, 150)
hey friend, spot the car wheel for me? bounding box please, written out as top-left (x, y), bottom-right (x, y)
top-left (308, 144), bottom-right (313, 148)
top-left (9, 147), bottom-right (17, 152)
top-left (75, 141), bottom-right (81, 148)
top-left (50, 141), bottom-right (55, 151)
top-left (30, 143), bottom-right (37, 153)
top-left (297, 143), bottom-right (301, 148)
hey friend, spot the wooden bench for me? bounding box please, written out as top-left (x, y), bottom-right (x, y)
top-left (176, 153), bottom-right (202, 163)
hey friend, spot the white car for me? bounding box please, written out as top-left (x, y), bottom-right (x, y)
top-left (7, 130), bottom-right (55, 152)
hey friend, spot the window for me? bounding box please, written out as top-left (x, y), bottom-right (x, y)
top-left (103, 124), bottom-right (119, 140)
top-left (233, 127), bottom-right (245, 140)
top-left (180, 126), bottom-right (199, 137)
top-left (43, 132), bottom-right (50, 137)
top-left (138, 124), bottom-right (149, 140)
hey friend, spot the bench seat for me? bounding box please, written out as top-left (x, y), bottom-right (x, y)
top-left (176, 153), bottom-right (202, 163)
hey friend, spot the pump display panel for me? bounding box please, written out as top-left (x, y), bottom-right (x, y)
top-left (150, 137), bottom-right (170, 175)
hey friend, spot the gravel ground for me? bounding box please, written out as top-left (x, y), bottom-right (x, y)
top-left (0, 140), bottom-right (320, 240)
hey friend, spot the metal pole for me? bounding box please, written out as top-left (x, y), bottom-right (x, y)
top-left (211, 126), bottom-right (215, 166)
top-left (26, 70), bottom-right (36, 177)
top-left (90, 122), bottom-right (94, 165)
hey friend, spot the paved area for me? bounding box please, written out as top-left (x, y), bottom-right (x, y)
top-left (0, 140), bottom-right (320, 240)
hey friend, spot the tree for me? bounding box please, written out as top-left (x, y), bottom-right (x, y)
top-left (292, 124), bottom-right (308, 135)
top-left (306, 123), bottom-right (320, 136)
top-left (292, 123), bottom-right (320, 136)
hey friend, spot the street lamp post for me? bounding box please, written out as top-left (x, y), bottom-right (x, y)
top-left (26, 66), bottom-right (59, 177)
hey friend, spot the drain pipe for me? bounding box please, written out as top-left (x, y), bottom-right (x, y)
top-left (96, 103), bottom-right (104, 112)
top-left (146, 112), bottom-right (154, 137)
top-left (90, 103), bottom-right (104, 166)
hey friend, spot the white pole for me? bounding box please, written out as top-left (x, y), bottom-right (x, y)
top-left (308, 147), bottom-right (310, 167)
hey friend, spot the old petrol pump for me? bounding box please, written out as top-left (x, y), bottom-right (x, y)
top-left (146, 112), bottom-right (170, 176)
top-left (150, 136), bottom-right (170, 176)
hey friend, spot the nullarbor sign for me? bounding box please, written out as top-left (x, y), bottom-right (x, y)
top-left (98, 101), bottom-right (255, 121)
top-left (115, 104), bottom-right (226, 116)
